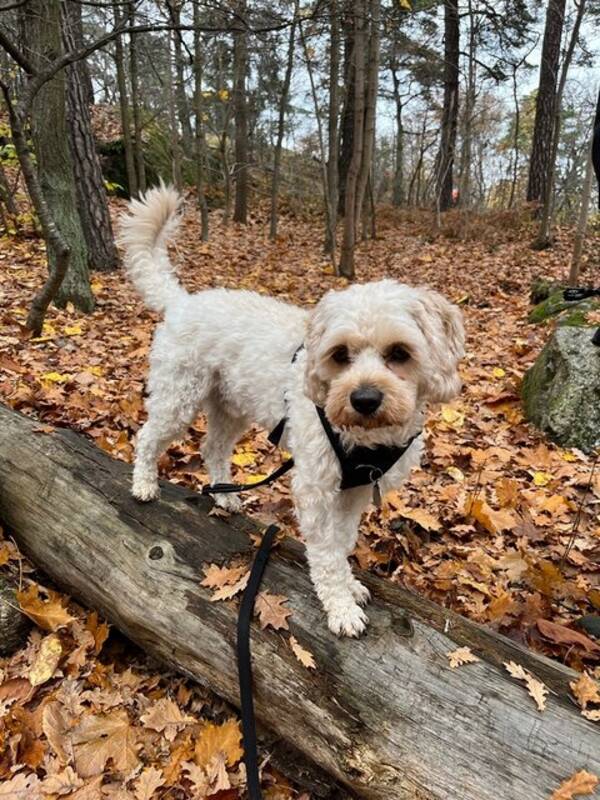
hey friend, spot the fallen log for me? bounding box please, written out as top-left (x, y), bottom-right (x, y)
top-left (0, 403), bottom-right (599, 800)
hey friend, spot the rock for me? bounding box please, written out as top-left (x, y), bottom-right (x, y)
top-left (529, 277), bottom-right (567, 306)
top-left (528, 290), bottom-right (599, 324)
top-left (0, 575), bottom-right (30, 656)
top-left (522, 326), bottom-right (600, 453)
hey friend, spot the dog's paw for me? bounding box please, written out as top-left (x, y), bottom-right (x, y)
top-left (348, 578), bottom-right (371, 607)
top-left (132, 478), bottom-right (160, 502)
top-left (327, 601), bottom-right (368, 638)
top-left (215, 493), bottom-right (243, 513)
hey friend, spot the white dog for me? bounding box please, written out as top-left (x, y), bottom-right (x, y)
top-left (119, 186), bottom-right (464, 637)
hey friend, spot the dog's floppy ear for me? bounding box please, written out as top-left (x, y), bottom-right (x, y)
top-left (303, 298), bottom-right (330, 405)
top-left (412, 288), bottom-right (465, 403)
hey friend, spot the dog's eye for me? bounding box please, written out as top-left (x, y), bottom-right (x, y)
top-left (387, 345), bottom-right (411, 363)
top-left (331, 345), bottom-right (350, 365)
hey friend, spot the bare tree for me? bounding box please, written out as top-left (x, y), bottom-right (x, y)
top-left (113, 1), bottom-right (137, 197)
top-left (128, 0), bottom-right (147, 194)
top-left (233, 0), bottom-right (249, 224)
top-left (435, 0), bottom-right (459, 213)
top-left (193, 0), bottom-right (209, 240)
top-left (325, 0), bottom-right (340, 250)
top-left (569, 142), bottom-right (594, 285)
top-left (269, 2), bottom-right (297, 240)
top-left (527, 0), bottom-right (566, 205)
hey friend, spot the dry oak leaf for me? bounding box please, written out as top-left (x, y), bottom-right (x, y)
top-left (211, 572), bottom-right (250, 602)
top-left (71, 709), bottom-right (139, 778)
top-left (29, 633), bottom-right (62, 687)
top-left (464, 496), bottom-right (516, 535)
top-left (0, 771), bottom-right (42, 799)
top-left (537, 619), bottom-right (600, 655)
top-left (289, 636), bottom-right (317, 670)
top-left (195, 719), bottom-right (243, 769)
top-left (206, 751), bottom-right (231, 793)
top-left (182, 761), bottom-right (210, 796)
top-left (40, 766), bottom-right (83, 796)
top-left (201, 563), bottom-right (250, 602)
top-left (447, 646), bottom-right (480, 669)
top-left (504, 661), bottom-right (548, 712)
top-left (255, 592), bottom-right (292, 631)
top-left (394, 503), bottom-right (442, 532)
top-left (550, 770), bottom-right (599, 800)
top-left (42, 700), bottom-right (75, 764)
top-left (140, 698), bottom-right (194, 742)
top-left (570, 673), bottom-right (600, 711)
top-left (133, 766), bottom-right (165, 800)
top-left (17, 584), bottom-right (76, 631)
top-left (582, 708), bottom-right (600, 722)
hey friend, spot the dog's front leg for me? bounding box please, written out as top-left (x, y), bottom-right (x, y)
top-left (295, 488), bottom-right (369, 638)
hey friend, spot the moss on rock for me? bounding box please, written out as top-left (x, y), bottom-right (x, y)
top-left (522, 327), bottom-right (600, 453)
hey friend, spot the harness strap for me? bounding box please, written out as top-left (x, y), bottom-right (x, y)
top-left (315, 405), bottom-right (347, 465)
top-left (237, 524), bottom-right (278, 800)
top-left (202, 458), bottom-right (294, 496)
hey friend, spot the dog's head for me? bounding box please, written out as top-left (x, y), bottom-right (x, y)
top-left (303, 280), bottom-right (464, 431)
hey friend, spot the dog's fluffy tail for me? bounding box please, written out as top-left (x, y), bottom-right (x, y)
top-left (119, 183), bottom-right (186, 312)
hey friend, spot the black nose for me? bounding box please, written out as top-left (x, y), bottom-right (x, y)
top-left (350, 386), bottom-right (383, 415)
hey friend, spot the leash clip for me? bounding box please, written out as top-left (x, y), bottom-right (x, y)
top-left (369, 467), bottom-right (384, 507)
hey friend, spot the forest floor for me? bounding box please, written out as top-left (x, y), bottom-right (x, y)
top-left (1, 197), bottom-right (599, 799)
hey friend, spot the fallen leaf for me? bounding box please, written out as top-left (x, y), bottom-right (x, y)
top-left (140, 698), bottom-right (194, 741)
top-left (550, 770), bottom-right (599, 800)
top-left (504, 661), bottom-right (548, 712)
top-left (40, 766), bottom-right (83, 796)
top-left (465, 496), bottom-right (516, 534)
top-left (195, 719), bottom-right (243, 769)
top-left (29, 633), bottom-right (62, 686)
top-left (447, 646), bottom-right (480, 668)
top-left (72, 709), bottom-right (139, 777)
top-left (255, 592), bottom-right (292, 630)
top-left (537, 619), bottom-right (600, 655)
top-left (289, 636), bottom-right (316, 669)
top-left (17, 584), bottom-right (76, 632)
top-left (0, 772), bottom-right (41, 799)
top-left (134, 766), bottom-right (165, 800)
top-left (570, 673), bottom-right (600, 710)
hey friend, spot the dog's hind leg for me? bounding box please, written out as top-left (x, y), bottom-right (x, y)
top-left (202, 396), bottom-right (248, 513)
top-left (132, 371), bottom-right (207, 502)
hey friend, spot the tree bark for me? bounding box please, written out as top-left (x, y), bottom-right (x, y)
top-left (64, 0), bottom-right (119, 272)
top-left (28, 0), bottom-right (93, 312)
top-left (355, 0), bottom-right (380, 239)
top-left (337, 5), bottom-right (354, 216)
top-left (193, 0), bottom-right (209, 240)
top-left (338, 0), bottom-right (365, 279)
top-left (269, 4), bottom-right (297, 240)
top-left (128, 1), bottom-right (147, 195)
top-left (435, 0), bottom-right (459, 213)
top-left (233, 0), bottom-right (249, 224)
top-left (166, 0), bottom-right (194, 159)
top-left (113, 2), bottom-right (138, 198)
top-left (167, 32), bottom-right (183, 192)
top-left (1, 403), bottom-right (600, 800)
top-left (533, 0), bottom-right (586, 249)
top-left (325, 0), bottom-right (340, 251)
top-left (568, 142), bottom-right (594, 285)
top-left (391, 63), bottom-right (404, 207)
top-left (526, 0), bottom-right (566, 205)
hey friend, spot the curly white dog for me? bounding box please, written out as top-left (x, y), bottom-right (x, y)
top-left (120, 186), bottom-right (464, 637)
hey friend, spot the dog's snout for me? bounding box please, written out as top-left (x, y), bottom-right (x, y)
top-left (350, 386), bottom-right (383, 415)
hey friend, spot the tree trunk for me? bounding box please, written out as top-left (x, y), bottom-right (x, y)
top-left (64, 0), bottom-right (119, 273)
top-left (325, 0), bottom-right (340, 251)
top-left (233, 0), bottom-right (249, 224)
top-left (113, 2), bottom-right (138, 198)
top-left (28, 0), bottom-right (93, 312)
top-left (338, 0), bottom-right (366, 279)
top-left (355, 0), bottom-right (380, 239)
top-left (166, 0), bottom-right (194, 159)
top-left (459, 0), bottom-right (476, 208)
top-left (435, 0), bottom-right (459, 213)
top-left (193, 0), bottom-right (209, 240)
top-left (568, 142), bottom-right (594, 285)
top-left (1, 403), bottom-right (600, 800)
top-left (391, 63), bottom-right (404, 207)
top-left (533, 0), bottom-right (586, 249)
top-left (526, 0), bottom-right (566, 205)
top-left (337, 7), bottom-right (354, 216)
top-left (269, 4), bottom-right (297, 240)
top-left (128, 1), bottom-right (147, 195)
top-left (167, 33), bottom-right (183, 191)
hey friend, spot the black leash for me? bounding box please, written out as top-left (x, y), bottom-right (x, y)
top-left (237, 524), bottom-right (278, 800)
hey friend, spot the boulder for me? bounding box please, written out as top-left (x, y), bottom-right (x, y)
top-left (522, 326), bottom-right (600, 453)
